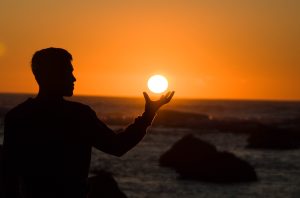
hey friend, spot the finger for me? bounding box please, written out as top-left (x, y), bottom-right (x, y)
top-left (161, 91), bottom-right (171, 102)
top-left (165, 91), bottom-right (175, 103)
top-left (143, 92), bottom-right (151, 102)
top-left (160, 94), bottom-right (165, 100)
top-left (164, 91), bottom-right (171, 99)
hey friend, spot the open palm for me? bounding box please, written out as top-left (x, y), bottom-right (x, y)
top-left (143, 91), bottom-right (175, 115)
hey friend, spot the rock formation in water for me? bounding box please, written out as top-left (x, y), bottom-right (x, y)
top-left (159, 134), bottom-right (257, 182)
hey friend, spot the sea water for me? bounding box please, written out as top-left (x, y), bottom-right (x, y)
top-left (0, 94), bottom-right (300, 198)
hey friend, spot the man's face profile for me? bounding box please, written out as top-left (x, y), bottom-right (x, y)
top-left (42, 60), bottom-right (76, 97)
top-left (57, 62), bottom-right (76, 97)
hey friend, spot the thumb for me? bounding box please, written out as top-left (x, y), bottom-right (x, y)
top-left (143, 92), bottom-right (150, 102)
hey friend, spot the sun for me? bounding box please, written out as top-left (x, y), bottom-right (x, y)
top-left (147, 75), bottom-right (168, 93)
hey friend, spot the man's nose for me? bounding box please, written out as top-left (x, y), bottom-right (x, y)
top-left (72, 75), bottom-right (76, 82)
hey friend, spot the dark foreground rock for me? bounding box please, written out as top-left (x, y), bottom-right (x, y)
top-left (0, 149), bottom-right (126, 198)
top-left (247, 126), bottom-right (300, 149)
top-left (159, 134), bottom-right (257, 182)
top-left (88, 170), bottom-right (127, 198)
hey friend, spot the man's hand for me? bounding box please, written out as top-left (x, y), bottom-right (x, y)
top-left (143, 91), bottom-right (175, 116)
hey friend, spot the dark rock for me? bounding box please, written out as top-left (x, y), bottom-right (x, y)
top-left (247, 126), bottom-right (300, 149)
top-left (152, 110), bottom-right (268, 134)
top-left (0, 147), bottom-right (127, 197)
top-left (88, 170), bottom-right (127, 198)
top-left (153, 110), bottom-right (209, 128)
top-left (159, 134), bottom-right (217, 167)
top-left (159, 134), bottom-right (257, 182)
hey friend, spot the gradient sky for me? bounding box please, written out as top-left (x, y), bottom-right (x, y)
top-left (0, 0), bottom-right (299, 100)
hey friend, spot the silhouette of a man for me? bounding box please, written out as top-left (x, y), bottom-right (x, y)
top-left (3, 47), bottom-right (174, 198)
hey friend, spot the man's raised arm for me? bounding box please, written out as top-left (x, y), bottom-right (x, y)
top-left (86, 91), bottom-right (175, 156)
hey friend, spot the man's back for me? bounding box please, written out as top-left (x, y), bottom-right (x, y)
top-left (4, 98), bottom-right (95, 197)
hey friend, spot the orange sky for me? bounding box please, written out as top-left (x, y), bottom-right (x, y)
top-left (0, 0), bottom-right (299, 100)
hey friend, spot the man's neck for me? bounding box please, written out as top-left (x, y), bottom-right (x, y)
top-left (36, 89), bottom-right (64, 102)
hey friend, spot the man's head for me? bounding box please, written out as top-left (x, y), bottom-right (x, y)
top-left (31, 47), bottom-right (76, 97)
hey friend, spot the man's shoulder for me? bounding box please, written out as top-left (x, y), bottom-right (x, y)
top-left (6, 98), bottom-right (34, 118)
top-left (7, 99), bottom-right (94, 117)
top-left (64, 100), bottom-right (97, 120)
top-left (5, 98), bottom-right (96, 121)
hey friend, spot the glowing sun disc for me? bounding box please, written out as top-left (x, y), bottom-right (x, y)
top-left (147, 75), bottom-right (168, 93)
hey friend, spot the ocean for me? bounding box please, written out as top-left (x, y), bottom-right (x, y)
top-left (0, 93), bottom-right (300, 198)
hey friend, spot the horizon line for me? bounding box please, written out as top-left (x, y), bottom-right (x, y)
top-left (0, 91), bottom-right (300, 103)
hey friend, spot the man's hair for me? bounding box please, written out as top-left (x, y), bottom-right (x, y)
top-left (31, 47), bottom-right (72, 81)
